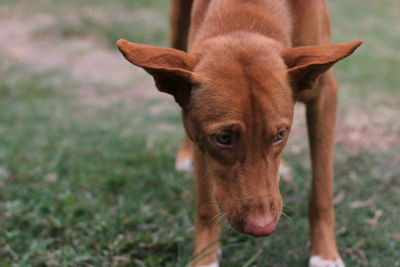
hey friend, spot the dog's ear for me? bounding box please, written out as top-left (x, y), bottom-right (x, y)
top-left (281, 40), bottom-right (363, 91)
top-left (117, 39), bottom-right (197, 108)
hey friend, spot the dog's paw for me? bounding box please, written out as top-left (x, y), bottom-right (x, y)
top-left (193, 263), bottom-right (219, 267)
top-left (175, 157), bottom-right (193, 172)
top-left (191, 249), bottom-right (221, 267)
top-left (309, 256), bottom-right (345, 267)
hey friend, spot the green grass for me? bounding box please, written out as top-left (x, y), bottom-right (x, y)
top-left (0, 66), bottom-right (192, 266)
top-left (0, 0), bottom-right (399, 266)
top-left (330, 0), bottom-right (400, 105)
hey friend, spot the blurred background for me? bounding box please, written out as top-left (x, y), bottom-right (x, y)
top-left (0, 0), bottom-right (399, 266)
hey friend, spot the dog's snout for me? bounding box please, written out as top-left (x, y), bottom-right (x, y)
top-left (243, 217), bottom-right (276, 237)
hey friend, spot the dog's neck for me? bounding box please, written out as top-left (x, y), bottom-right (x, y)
top-left (189, 0), bottom-right (292, 52)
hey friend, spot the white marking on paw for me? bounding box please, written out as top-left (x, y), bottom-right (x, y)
top-left (175, 157), bottom-right (193, 172)
top-left (309, 256), bottom-right (345, 267)
top-left (194, 262), bottom-right (219, 267)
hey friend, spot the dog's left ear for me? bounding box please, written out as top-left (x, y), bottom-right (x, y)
top-left (281, 40), bottom-right (363, 91)
top-left (117, 39), bottom-right (197, 108)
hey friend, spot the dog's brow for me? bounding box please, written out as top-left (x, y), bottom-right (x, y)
top-left (273, 119), bottom-right (291, 131)
top-left (203, 121), bottom-right (244, 135)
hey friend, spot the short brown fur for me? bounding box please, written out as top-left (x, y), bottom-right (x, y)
top-left (118, 0), bottom-right (362, 265)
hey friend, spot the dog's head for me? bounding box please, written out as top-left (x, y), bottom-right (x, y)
top-left (117, 36), bottom-right (362, 236)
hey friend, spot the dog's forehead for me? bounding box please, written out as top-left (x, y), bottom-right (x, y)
top-left (189, 39), bottom-right (294, 132)
top-left (190, 65), bottom-right (293, 133)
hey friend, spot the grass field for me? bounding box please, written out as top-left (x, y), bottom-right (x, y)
top-left (0, 0), bottom-right (399, 266)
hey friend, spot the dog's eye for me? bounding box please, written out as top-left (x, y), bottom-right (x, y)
top-left (273, 130), bottom-right (286, 144)
top-left (213, 132), bottom-right (234, 148)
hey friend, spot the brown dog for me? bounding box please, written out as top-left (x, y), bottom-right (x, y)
top-left (117, 0), bottom-right (362, 266)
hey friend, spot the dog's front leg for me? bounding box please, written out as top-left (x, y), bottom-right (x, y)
top-left (305, 72), bottom-right (344, 267)
top-left (189, 148), bottom-right (221, 267)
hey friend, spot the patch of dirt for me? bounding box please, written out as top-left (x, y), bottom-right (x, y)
top-left (289, 104), bottom-right (400, 153)
top-left (0, 11), bottom-right (169, 106)
top-left (336, 106), bottom-right (399, 151)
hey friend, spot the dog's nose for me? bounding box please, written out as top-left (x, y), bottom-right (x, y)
top-left (243, 218), bottom-right (276, 237)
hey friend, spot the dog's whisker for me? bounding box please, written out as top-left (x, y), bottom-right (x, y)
top-left (208, 213), bottom-right (222, 227)
top-left (202, 201), bottom-right (219, 208)
top-left (280, 211), bottom-right (293, 223)
top-left (215, 213), bottom-right (225, 226)
top-left (227, 226), bottom-right (235, 236)
top-left (282, 204), bottom-right (294, 212)
top-left (208, 211), bottom-right (224, 229)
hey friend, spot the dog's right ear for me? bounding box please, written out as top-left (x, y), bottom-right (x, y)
top-left (117, 39), bottom-right (197, 108)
